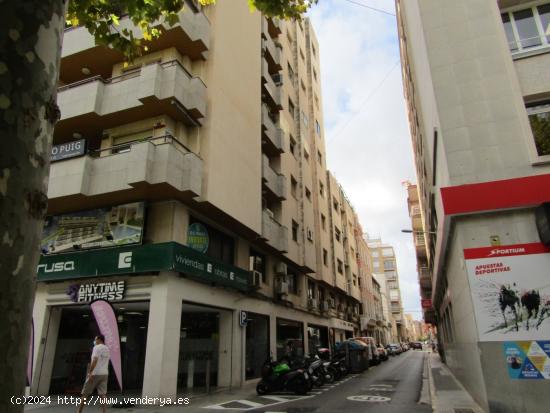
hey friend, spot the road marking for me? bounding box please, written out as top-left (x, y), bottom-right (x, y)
top-left (347, 395), bottom-right (391, 402)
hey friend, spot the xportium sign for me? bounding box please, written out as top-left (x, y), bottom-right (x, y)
top-left (36, 242), bottom-right (250, 292)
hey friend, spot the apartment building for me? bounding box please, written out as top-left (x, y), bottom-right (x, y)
top-left (397, 0), bottom-right (550, 411)
top-left (29, 1), bottom-right (377, 399)
top-left (373, 273), bottom-right (397, 344)
top-left (405, 183), bottom-right (435, 325)
top-left (367, 237), bottom-right (406, 341)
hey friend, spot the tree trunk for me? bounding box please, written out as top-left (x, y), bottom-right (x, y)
top-left (0, 1), bottom-right (65, 411)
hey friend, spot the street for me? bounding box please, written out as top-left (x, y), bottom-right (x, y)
top-left (199, 350), bottom-right (430, 413)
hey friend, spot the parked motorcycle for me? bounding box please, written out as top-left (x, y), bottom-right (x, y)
top-left (256, 357), bottom-right (309, 395)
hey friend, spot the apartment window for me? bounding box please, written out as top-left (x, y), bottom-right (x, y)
top-left (315, 120), bottom-right (321, 135)
top-left (319, 181), bottom-right (325, 197)
top-left (305, 187), bottom-right (311, 201)
top-left (353, 275), bottom-right (357, 286)
top-left (304, 148), bottom-right (310, 161)
top-left (526, 101), bottom-right (550, 156)
top-left (289, 135), bottom-right (296, 156)
top-left (300, 48), bottom-right (305, 62)
top-left (501, 5), bottom-right (550, 53)
top-left (292, 220), bottom-right (299, 242)
top-left (307, 280), bottom-right (315, 299)
top-left (312, 44), bottom-right (316, 57)
top-left (323, 249), bottom-right (328, 266)
top-left (314, 94), bottom-right (320, 110)
top-left (321, 214), bottom-right (326, 230)
top-left (250, 249), bottom-right (267, 283)
top-left (384, 260), bottom-right (395, 271)
top-left (287, 62), bottom-right (295, 83)
top-left (333, 198), bottom-right (339, 212)
top-left (317, 151), bottom-right (323, 164)
top-left (288, 271), bottom-right (298, 294)
top-left (288, 98), bottom-right (295, 118)
top-left (291, 175), bottom-right (298, 198)
top-left (302, 110), bottom-right (309, 128)
top-left (334, 227), bottom-right (341, 242)
top-left (382, 248), bottom-right (394, 257)
top-left (373, 260), bottom-right (380, 270)
top-left (337, 259), bottom-right (343, 274)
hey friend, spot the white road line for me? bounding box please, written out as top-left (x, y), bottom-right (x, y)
top-left (235, 400), bottom-right (266, 408)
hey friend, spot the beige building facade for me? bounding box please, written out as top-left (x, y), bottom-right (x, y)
top-left (397, 0), bottom-right (550, 411)
top-left (30, 1), bottom-right (384, 399)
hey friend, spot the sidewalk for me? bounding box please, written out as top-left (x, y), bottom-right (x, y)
top-left (425, 351), bottom-right (485, 413)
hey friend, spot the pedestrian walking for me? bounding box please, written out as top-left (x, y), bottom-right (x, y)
top-left (77, 334), bottom-right (110, 413)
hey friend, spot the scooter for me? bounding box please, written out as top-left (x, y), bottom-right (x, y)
top-left (256, 357), bottom-right (309, 395)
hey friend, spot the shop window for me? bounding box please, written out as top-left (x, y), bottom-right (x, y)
top-left (276, 318), bottom-right (304, 360)
top-left (189, 217), bottom-right (234, 265)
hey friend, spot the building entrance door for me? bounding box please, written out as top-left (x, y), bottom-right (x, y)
top-left (245, 312), bottom-right (269, 380)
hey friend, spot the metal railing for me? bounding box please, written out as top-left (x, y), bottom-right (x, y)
top-left (88, 134), bottom-right (193, 158)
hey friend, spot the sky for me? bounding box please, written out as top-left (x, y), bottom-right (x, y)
top-left (307, 0), bottom-right (423, 320)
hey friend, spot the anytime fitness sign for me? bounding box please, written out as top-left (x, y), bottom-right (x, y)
top-left (67, 281), bottom-right (126, 303)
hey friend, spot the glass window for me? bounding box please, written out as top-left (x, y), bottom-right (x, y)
top-left (305, 187), bottom-right (311, 201)
top-left (323, 249), bottom-right (328, 266)
top-left (288, 272), bottom-right (299, 294)
top-left (291, 175), bottom-right (298, 198)
top-left (501, 13), bottom-right (518, 51)
top-left (384, 260), bottom-right (395, 270)
top-left (337, 259), bottom-right (343, 274)
top-left (527, 102), bottom-right (550, 156)
top-left (539, 4), bottom-right (550, 43)
top-left (289, 136), bottom-right (296, 156)
top-left (315, 120), bottom-right (321, 135)
top-left (334, 227), bottom-right (341, 242)
top-left (513, 9), bottom-right (542, 49)
top-left (321, 214), bottom-right (326, 230)
top-left (292, 220), bottom-right (299, 242)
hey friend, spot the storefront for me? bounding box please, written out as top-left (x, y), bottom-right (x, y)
top-left (276, 318), bottom-right (304, 360)
top-left (329, 318), bottom-right (356, 349)
top-left (307, 324), bottom-right (329, 354)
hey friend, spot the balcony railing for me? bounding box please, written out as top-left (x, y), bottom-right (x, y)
top-left (261, 105), bottom-right (284, 154)
top-left (262, 155), bottom-right (287, 200)
top-left (48, 135), bottom-right (203, 202)
top-left (261, 209), bottom-right (288, 252)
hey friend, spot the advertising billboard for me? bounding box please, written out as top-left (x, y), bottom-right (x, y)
top-left (464, 242), bottom-right (550, 341)
top-left (41, 202), bottom-right (145, 254)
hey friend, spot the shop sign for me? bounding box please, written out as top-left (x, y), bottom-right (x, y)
top-left (41, 202), bottom-right (145, 255)
top-left (503, 341), bottom-right (550, 379)
top-left (187, 223), bottom-right (209, 253)
top-left (37, 242), bottom-right (251, 292)
top-left (329, 317), bottom-right (355, 331)
top-left (67, 281), bottom-right (126, 303)
top-left (50, 139), bottom-right (86, 162)
top-left (464, 242), bottom-right (550, 341)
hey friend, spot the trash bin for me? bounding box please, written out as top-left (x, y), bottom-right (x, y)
top-left (335, 340), bottom-right (369, 373)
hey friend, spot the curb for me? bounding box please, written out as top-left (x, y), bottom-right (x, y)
top-left (418, 351), bottom-right (432, 407)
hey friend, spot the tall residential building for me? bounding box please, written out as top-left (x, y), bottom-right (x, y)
top-left (367, 236), bottom-right (405, 341)
top-left (373, 273), bottom-right (396, 344)
top-left (30, 1), bottom-right (376, 399)
top-left (397, 0), bottom-right (550, 411)
top-left (405, 183), bottom-right (435, 324)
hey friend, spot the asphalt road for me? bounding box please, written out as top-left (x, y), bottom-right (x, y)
top-left (201, 349), bottom-right (431, 413)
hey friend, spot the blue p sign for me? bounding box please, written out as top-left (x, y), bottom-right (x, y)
top-left (239, 310), bottom-right (248, 327)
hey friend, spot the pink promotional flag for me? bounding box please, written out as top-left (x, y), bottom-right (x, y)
top-left (27, 319), bottom-right (34, 386)
top-left (90, 299), bottom-right (123, 390)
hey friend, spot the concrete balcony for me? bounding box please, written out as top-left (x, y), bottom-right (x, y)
top-left (55, 60), bottom-right (206, 140)
top-left (262, 36), bottom-right (282, 72)
top-left (262, 156), bottom-right (287, 201)
top-left (60, 10), bottom-right (210, 83)
top-left (262, 64), bottom-right (283, 111)
top-left (47, 136), bottom-right (202, 211)
top-left (263, 16), bottom-right (282, 38)
top-left (261, 209), bottom-right (288, 252)
top-left (261, 106), bottom-right (285, 156)
top-left (414, 233), bottom-right (427, 257)
top-left (418, 267), bottom-right (431, 288)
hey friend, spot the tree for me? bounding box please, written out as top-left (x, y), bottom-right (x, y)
top-left (0, 1), bottom-right (317, 411)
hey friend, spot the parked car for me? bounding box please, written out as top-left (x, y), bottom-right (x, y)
top-left (410, 341), bottom-right (423, 350)
top-left (401, 343), bottom-right (409, 351)
top-left (377, 345), bottom-right (388, 361)
top-left (387, 343), bottom-right (402, 355)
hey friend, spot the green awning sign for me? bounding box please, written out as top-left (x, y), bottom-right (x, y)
top-left (36, 242), bottom-right (250, 292)
top-left (187, 223), bottom-right (209, 253)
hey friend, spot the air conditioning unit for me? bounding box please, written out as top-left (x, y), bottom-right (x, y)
top-left (251, 270), bottom-right (262, 288)
top-left (275, 262), bottom-right (287, 275)
top-left (321, 301), bottom-right (330, 312)
top-left (307, 228), bottom-right (313, 241)
top-left (277, 281), bottom-right (289, 295)
top-left (307, 298), bottom-right (317, 309)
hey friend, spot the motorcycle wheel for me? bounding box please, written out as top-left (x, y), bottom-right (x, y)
top-left (256, 381), bottom-right (270, 395)
top-left (313, 373), bottom-right (325, 387)
top-left (324, 370), bottom-right (335, 384)
top-left (293, 377), bottom-right (309, 395)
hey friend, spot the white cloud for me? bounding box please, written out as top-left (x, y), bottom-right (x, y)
top-left (309, 0), bottom-right (424, 320)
